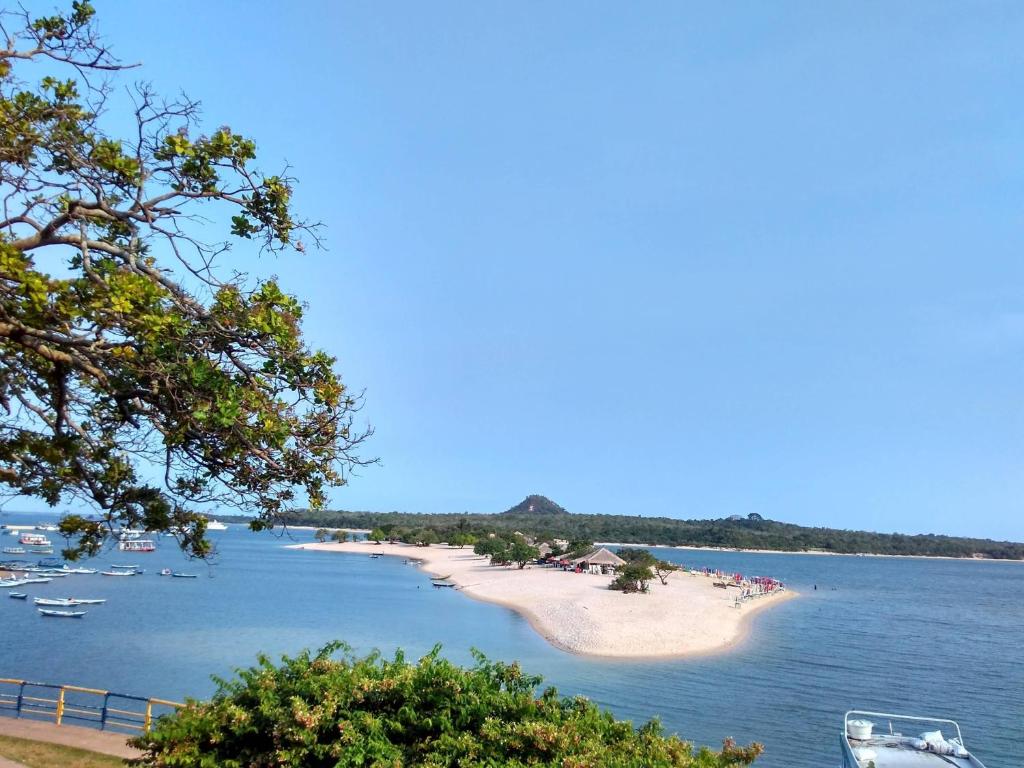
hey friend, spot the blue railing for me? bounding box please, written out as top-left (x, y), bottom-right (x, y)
top-left (0, 678), bottom-right (182, 733)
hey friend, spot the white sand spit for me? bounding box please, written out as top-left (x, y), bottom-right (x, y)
top-left (289, 541), bottom-right (796, 659)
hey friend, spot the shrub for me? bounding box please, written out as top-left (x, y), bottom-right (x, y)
top-left (131, 644), bottom-right (761, 767)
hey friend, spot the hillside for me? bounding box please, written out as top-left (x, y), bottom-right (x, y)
top-left (223, 497), bottom-right (1024, 560)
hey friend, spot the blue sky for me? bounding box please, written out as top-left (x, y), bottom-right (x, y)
top-left (22, 2), bottom-right (1024, 539)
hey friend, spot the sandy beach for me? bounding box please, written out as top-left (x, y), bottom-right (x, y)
top-left (288, 540), bottom-right (796, 659)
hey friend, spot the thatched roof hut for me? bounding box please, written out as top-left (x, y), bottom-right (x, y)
top-left (571, 547), bottom-right (626, 567)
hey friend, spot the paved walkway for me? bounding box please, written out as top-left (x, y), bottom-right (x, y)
top-left (0, 716), bottom-right (142, 759)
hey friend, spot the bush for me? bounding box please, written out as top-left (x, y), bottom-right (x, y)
top-left (131, 644), bottom-right (762, 767)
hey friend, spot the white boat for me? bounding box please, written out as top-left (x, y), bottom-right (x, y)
top-left (60, 567), bottom-right (97, 575)
top-left (0, 579), bottom-right (27, 587)
top-left (19, 533), bottom-right (50, 546)
top-left (100, 570), bottom-right (134, 577)
top-left (841, 711), bottom-right (987, 767)
top-left (38, 608), bottom-right (86, 618)
top-left (21, 577), bottom-right (52, 584)
top-left (117, 539), bottom-right (155, 552)
top-left (34, 597), bottom-right (106, 606)
top-left (1, 547), bottom-right (25, 554)
top-left (205, 519), bottom-right (228, 531)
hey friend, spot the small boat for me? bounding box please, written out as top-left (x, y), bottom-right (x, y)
top-left (38, 608), bottom-right (86, 618)
top-left (841, 710), bottom-right (987, 767)
top-left (61, 567), bottom-right (97, 575)
top-left (159, 568), bottom-right (172, 576)
top-left (2, 547), bottom-right (25, 554)
top-left (431, 580), bottom-right (457, 588)
top-left (34, 597), bottom-right (106, 606)
top-left (29, 548), bottom-right (54, 554)
top-left (19, 534), bottom-right (50, 546)
top-left (21, 577), bottom-right (52, 584)
top-left (170, 572), bottom-right (198, 578)
top-left (0, 579), bottom-right (27, 587)
top-left (205, 519), bottom-right (228, 531)
top-left (117, 539), bottom-right (156, 552)
top-left (100, 570), bottom-right (134, 577)
top-left (368, 554), bottom-right (381, 559)
top-left (8, 592), bottom-right (27, 600)
top-left (111, 564), bottom-right (138, 570)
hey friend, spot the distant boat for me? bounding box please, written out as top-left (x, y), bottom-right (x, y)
top-left (100, 570), bottom-right (133, 577)
top-left (61, 567), bottom-right (97, 575)
top-left (117, 539), bottom-right (155, 552)
top-left (2, 547), bottom-right (25, 554)
top-left (0, 579), bottom-right (27, 587)
top-left (38, 608), bottom-right (86, 618)
top-left (170, 572), bottom-right (198, 578)
top-left (8, 592), bottom-right (27, 600)
top-left (19, 534), bottom-right (50, 546)
top-left (369, 554), bottom-right (381, 559)
top-left (34, 598), bottom-right (106, 606)
top-left (111, 563), bottom-right (138, 569)
top-left (21, 577), bottom-right (52, 584)
top-left (841, 710), bottom-right (988, 767)
top-left (205, 519), bottom-right (228, 531)
top-left (431, 580), bottom-right (457, 588)
top-left (159, 568), bottom-right (172, 576)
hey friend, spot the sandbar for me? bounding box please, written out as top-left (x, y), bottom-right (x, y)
top-left (288, 541), bottom-right (797, 659)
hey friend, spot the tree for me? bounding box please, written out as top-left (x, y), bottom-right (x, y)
top-left (654, 559), bottom-right (679, 585)
top-left (0, 4), bottom-right (372, 560)
top-left (314, 528), bottom-right (328, 543)
top-left (449, 532), bottom-right (475, 548)
top-left (330, 529), bottom-right (347, 543)
top-left (610, 562), bottom-right (654, 594)
top-left (132, 644), bottom-right (762, 767)
top-left (369, 528), bottom-right (385, 544)
top-left (415, 529), bottom-right (437, 547)
top-left (474, 536), bottom-right (510, 564)
top-left (508, 535), bottom-right (540, 569)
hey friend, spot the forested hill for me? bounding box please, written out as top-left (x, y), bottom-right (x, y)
top-left (226, 496), bottom-right (1024, 560)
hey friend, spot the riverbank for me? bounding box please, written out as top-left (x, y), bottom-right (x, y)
top-left (593, 543), bottom-right (1024, 562)
top-left (289, 541), bottom-right (796, 659)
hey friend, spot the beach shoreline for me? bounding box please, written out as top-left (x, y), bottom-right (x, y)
top-left (288, 540), bottom-right (797, 660)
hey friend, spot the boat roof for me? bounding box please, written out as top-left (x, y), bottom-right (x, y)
top-left (844, 711), bottom-right (986, 768)
top-left (848, 736), bottom-right (980, 767)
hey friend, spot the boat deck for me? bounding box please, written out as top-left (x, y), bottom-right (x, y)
top-left (847, 736), bottom-right (983, 768)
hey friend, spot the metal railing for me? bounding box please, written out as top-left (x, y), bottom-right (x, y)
top-left (0, 678), bottom-right (183, 734)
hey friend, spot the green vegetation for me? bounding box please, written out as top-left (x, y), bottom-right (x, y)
top-left (131, 644), bottom-right (762, 767)
top-left (0, 734), bottom-right (122, 768)
top-left (610, 562), bottom-right (655, 593)
top-left (255, 495), bottom-right (1024, 559)
top-left (473, 533), bottom-right (541, 568)
top-left (0, 3), bottom-right (371, 560)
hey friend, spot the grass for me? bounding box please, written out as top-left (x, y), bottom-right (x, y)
top-left (0, 734), bottom-right (124, 767)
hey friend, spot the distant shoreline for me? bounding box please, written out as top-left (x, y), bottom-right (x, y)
top-left (288, 540), bottom-right (797, 660)
top-left (596, 543), bottom-right (1024, 563)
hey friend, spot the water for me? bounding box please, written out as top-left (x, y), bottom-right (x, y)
top-left (1, 512), bottom-right (1021, 767)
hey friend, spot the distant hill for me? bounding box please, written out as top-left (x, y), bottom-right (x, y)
top-left (501, 495), bottom-right (569, 516)
top-left (246, 499), bottom-right (1024, 560)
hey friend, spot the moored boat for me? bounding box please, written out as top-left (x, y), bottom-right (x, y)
top-left (205, 519), bottom-right (228, 531)
top-left (117, 538), bottom-right (156, 552)
top-left (841, 710), bottom-right (987, 767)
top-left (170, 572), bottom-right (198, 578)
top-left (34, 597), bottom-right (106, 606)
top-left (21, 577), bottom-right (52, 584)
top-left (0, 579), bottom-right (27, 587)
top-left (8, 592), bottom-right (27, 600)
top-left (1, 547), bottom-right (25, 554)
top-left (100, 570), bottom-right (133, 576)
top-left (19, 533), bottom-right (50, 546)
top-left (38, 608), bottom-right (86, 618)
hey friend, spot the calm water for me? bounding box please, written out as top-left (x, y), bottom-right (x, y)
top-left (1, 512), bottom-right (1021, 767)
